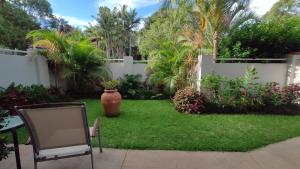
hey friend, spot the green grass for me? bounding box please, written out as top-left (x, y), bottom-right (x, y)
top-left (6, 99), bottom-right (300, 152)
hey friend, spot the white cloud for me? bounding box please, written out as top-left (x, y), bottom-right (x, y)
top-left (250, 0), bottom-right (279, 16)
top-left (54, 13), bottom-right (97, 29)
top-left (98, 0), bottom-right (160, 9)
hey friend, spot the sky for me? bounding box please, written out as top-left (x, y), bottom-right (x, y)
top-left (48, 0), bottom-right (279, 29)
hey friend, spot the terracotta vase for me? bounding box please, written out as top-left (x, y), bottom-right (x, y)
top-left (100, 89), bottom-right (122, 117)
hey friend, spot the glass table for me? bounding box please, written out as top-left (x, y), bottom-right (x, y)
top-left (0, 116), bottom-right (24, 169)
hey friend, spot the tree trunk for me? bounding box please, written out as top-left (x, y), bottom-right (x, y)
top-left (213, 31), bottom-right (218, 62)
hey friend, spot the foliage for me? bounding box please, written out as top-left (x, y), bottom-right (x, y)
top-left (148, 41), bottom-right (197, 93)
top-left (0, 83), bottom-right (64, 115)
top-left (0, 109), bottom-right (10, 161)
top-left (173, 87), bottom-right (205, 114)
top-left (118, 74), bottom-right (170, 99)
top-left (139, 7), bottom-right (191, 57)
top-left (163, 0), bottom-right (255, 58)
top-left (220, 16), bottom-right (300, 58)
top-left (202, 67), bottom-right (264, 112)
top-left (27, 30), bottom-right (110, 90)
top-left (0, 1), bottom-right (40, 49)
top-left (88, 5), bottom-right (141, 59)
top-left (263, 0), bottom-right (300, 21)
top-left (118, 74), bottom-right (143, 99)
top-left (201, 67), bottom-right (300, 114)
top-left (264, 83), bottom-right (300, 106)
top-left (103, 80), bottom-right (119, 90)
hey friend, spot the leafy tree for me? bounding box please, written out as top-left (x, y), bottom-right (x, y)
top-left (0, 1), bottom-right (39, 49)
top-left (263, 0), bottom-right (300, 20)
top-left (219, 16), bottom-right (300, 58)
top-left (139, 8), bottom-right (190, 57)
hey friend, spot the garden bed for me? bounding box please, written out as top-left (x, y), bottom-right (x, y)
top-left (6, 99), bottom-right (300, 152)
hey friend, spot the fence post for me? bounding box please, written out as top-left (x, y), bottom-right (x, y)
top-left (196, 55), bottom-right (203, 91)
top-left (287, 53), bottom-right (300, 85)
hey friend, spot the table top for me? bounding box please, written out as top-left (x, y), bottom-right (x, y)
top-left (0, 116), bottom-right (24, 133)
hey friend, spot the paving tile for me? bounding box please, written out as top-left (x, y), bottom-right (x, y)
top-left (2, 138), bottom-right (300, 169)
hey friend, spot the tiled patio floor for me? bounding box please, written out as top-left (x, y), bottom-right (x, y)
top-left (2, 137), bottom-right (300, 169)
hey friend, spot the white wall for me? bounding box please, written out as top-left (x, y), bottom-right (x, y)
top-left (198, 55), bottom-right (289, 87)
top-left (0, 50), bottom-right (50, 88)
top-left (108, 56), bottom-right (148, 80)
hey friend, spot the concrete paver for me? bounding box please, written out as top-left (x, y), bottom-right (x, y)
top-left (2, 137), bottom-right (300, 169)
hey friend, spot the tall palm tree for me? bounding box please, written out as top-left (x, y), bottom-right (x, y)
top-left (195, 0), bottom-right (253, 59)
top-left (163, 0), bottom-right (254, 59)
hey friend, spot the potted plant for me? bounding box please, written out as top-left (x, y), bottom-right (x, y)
top-left (100, 80), bottom-right (122, 117)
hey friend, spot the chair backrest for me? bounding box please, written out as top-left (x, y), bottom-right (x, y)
top-left (16, 103), bottom-right (90, 153)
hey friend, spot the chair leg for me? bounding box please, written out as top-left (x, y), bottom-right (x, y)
top-left (34, 160), bottom-right (37, 169)
top-left (90, 151), bottom-right (94, 169)
top-left (97, 126), bottom-right (103, 153)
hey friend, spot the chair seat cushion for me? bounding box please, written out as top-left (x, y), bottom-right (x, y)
top-left (38, 145), bottom-right (91, 159)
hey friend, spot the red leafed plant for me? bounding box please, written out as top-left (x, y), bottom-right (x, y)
top-left (282, 84), bottom-right (300, 104)
top-left (0, 85), bottom-right (29, 115)
top-left (173, 87), bottom-right (206, 114)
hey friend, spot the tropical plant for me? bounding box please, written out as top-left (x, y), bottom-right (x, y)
top-left (201, 67), bottom-right (264, 112)
top-left (26, 30), bottom-right (110, 90)
top-left (91, 5), bottom-right (141, 59)
top-left (103, 80), bottom-right (119, 90)
top-left (164, 0), bottom-right (255, 58)
top-left (148, 41), bottom-right (197, 93)
top-left (139, 5), bottom-right (192, 57)
top-left (118, 74), bottom-right (144, 99)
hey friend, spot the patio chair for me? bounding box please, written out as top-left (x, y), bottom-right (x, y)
top-left (15, 102), bottom-right (96, 169)
top-left (25, 118), bottom-right (103, 153)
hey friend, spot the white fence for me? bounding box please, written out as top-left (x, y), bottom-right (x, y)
top-left (196, 54), bottom-right (300, 89)
top-left (0, 49), bottom-right (50, 88)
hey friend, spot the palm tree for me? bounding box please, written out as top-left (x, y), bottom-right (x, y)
top-left (194, 0), bottom-right (253, 59)
top-left (163, 0), bottom-right (254, 59)
top-left (26, 30), bottom-right (70, 87)
top-left (26, 30), bottom-right (110, 89)
top-left (149, 41), bottom-right (195, 93)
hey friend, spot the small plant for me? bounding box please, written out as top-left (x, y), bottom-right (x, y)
top-left (103, 80), bottom-right (119, 90)
top-left (173, 87), bottom-right (205, 114)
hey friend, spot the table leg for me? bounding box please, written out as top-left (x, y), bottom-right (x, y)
top-left (12, 128), bottom-right (21, 169)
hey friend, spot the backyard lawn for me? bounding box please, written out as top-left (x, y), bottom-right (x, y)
top-left (9, 99), bottom-right (300, 152)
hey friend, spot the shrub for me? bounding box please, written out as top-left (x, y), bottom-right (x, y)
top-left (173, 87), bottom-right (205, 114)
top-left (119, 74), bottom-right (144, 99)
top-left (0, 83), bottom-right (65, 115)
top-left (201, 67), bottom-right (264, 112)
top-left (117, 74), bottom-right (171, 99)
top-left (220, 16), bottom-right (300, 59)
top-left (0, 109), bottom-right (10, 161)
